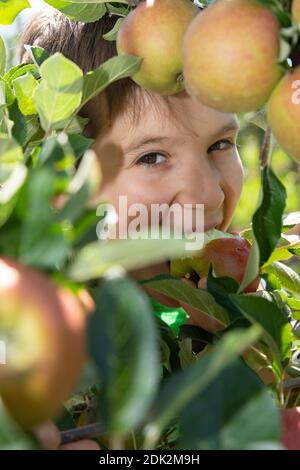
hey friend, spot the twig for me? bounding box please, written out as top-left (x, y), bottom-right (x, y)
top-left (60, 422), bottom-right (105, 445)
top-left (259, 126), bottom-right (273, 169)
top-left (282, 377), bottom-right (300, 392)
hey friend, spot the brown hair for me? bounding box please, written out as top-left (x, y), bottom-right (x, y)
top-left (19, 5), bottom-right (172, 140)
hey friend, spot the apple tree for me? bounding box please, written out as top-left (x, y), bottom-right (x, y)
top-left (0, 0), bottom-right (300, 451)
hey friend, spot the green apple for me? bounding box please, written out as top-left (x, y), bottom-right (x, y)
top-left (183, 0), bottom-right (282, 113)
top-left (0, 257), bottom-right (87, 429)
top-left (117, 0), bottom-right (198, 95)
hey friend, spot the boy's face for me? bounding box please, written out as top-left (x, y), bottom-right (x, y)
top-left (93, 90), bottom-right (243, 237)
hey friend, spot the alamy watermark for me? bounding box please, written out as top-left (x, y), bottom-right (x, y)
top-left (96, 196), bottom-right (206, 251)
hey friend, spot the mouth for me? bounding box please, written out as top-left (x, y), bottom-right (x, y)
top-left (185, 221), bottom-right (222, 234)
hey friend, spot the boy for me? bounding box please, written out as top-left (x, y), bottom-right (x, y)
top-left (20, 4), bottom-right (244, 330)
top-left (19, 5), bottom-right (244, 449)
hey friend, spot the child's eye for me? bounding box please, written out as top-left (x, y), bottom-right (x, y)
top-left (136, 152), bottom-right (167, 167)
top-left (208, 139), bottom-right (236, 152)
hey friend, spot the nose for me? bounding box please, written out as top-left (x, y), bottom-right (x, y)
top-left (175, 154), bottom-right (225, 214)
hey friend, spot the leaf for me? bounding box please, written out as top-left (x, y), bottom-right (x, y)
top-left (141, 275), bottom-right (230, 328)
top-left (238, 237), bottom-right (260, 293)
top-left (179, 359), bottom-right (280, 450)
top-left (102, 17), bottom-right (125, 41)
top-left (0, 34), bottom-right (6, 75)
top-left (0, 0), bottom-right (31, 25)
top-left (18, 168), bottom-right (69, 269)
top-left (252, 166), bottom-right (286, 266)
top-left (24, 45), bottom-right (50, 67)
top-left (230, 294), bottom-right (293, 379)
top-left (81, 55), bottom-right (142, 108)
top-left (12, 72), bottom-right (38, 116)
top-left (263, 238), bottom-right (300, 266)
top-left (88, 276), bottom-right (160, 434)
top-left (44, 0), bottom-right (117, 23)
top-left (283, 211), bottom-right (300, 228)
top-left (33, 53), bottom-right (83, 131)
top-left (142, 326), bottom-right (263, 449)
top-left (0, 163), bottom-right (27, 205)
top-left (68, 234), bottom-right (199, 281)
top-left (0, 398), bottom-right (38, 450)
top-left (0, 137), bottom-right (23, 184)
top-left (262, 261), bottom-right (300, 294)
top-left (3, 63), bottom-right (39, 87)
top-left (8, 100), bottom-right (40, 147)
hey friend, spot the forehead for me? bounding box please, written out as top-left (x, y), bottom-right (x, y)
top-left (110, 90), bottom-right (238, 144)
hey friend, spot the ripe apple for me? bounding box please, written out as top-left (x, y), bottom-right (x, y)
top-left (292, 0), bottom-right (300, 24)
top-left (183, 0), bottom-right (282, 113)
top-left (0, 257), bottom-right (87, 429)
top-left (266, 67), bottom-right (300, 163)
top-left (171, 235), bottom-right (260, 293)
top-left (116, 0), bottom-right (199, 95)
top-left (281, 407), bottom-right (300, 450)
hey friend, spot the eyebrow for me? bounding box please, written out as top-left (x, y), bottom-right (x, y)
top-left (124, 120), bottom-right (240, 154)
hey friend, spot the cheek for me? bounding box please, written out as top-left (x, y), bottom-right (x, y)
top-left (96, 168), bottom-right (175, 231)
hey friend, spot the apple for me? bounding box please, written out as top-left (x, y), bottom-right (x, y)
top-left (281, 407), bottom-right (300, 450)
top-left (267, 67), bottom-right (300, 163)
top-left (292, 0), bottom-right (300, 24)
top-left (0, 257), bottom-right (87, 429)
top-left (116, 0), bottom-right (199, 95)
top-left (183, 0), bottom-right (282, 113)
top-left (171, 235), bottom-right (260, 293)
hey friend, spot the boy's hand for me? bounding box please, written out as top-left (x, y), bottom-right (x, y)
top-left (32, 421), bottom-right (101, 450)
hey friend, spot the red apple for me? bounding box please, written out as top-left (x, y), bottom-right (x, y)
top-left (281, 407), bottom-right (300, 450)
top-left (171, 236), bottom-right (260, 293)
top-left (0, 257), bottom-right (87, 429)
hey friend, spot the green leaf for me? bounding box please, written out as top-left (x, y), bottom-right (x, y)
top-left (24, 45), bottom-right (50, 67)
top-left (0, 399), bottom-right (38, 450)
top-left (180, 359), bottom-right (281, 450)
top-left (33, 53), bottom-right (83, 131)
top-left (81, 55), bottom-right (142, 108)
top-left (102, 17), bottom-right (125, 41)
top-left (3, 63), bottom-right (39, 87)
top-left (141, 275), bottom-right (230, 328)
top-left (262, 261), bottom-right (300, 294)
top-left (44, 0), bottom-right (116, 23)
top-left (18, 168), bottom-right (69, 269)
top-left (89, 276), bottom-right (160, 434)
top-left (263, 237), bottom-right (300, 266)
top-left (0, 164), bottom-right (27, 228)
top-left (230, 294), bottom-right (293, 379)
top-left (252, 166), bottom-right (286, 266)
top-left (0, 34), bottom-right (6, 75)
top-left (143, 326), bottom-right (263, 449)
top-left (8, 100), bottom-right (40, 147)
top-left (12, 72), bottom-right (38, 116)
top-left (0, 0), bottom-right (31, 25)
top-left (283, 211), bottom-right (300, 228)
top-left (0, 137), bottom-right (23, 184)
top-left (238, 237), bottom-right (260, 293)
top-left (68, 234), bottom-right (199, 282)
